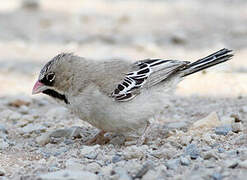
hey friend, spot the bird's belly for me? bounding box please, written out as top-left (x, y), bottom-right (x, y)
top-left (70, 102), bottom-right (147, 134)
top-left (68, 87), bottom-right (168, 134)
top-left (86, 102), bottom-right (149, 134)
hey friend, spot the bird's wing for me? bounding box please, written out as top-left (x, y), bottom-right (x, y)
top-left (111, 59), bottom-right (189, 102)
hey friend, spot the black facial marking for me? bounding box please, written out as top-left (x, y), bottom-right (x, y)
top-left (46, 73), bottom-right (55, 82)
top-left (42, 89), bottom-right (69, 104)
top-left (40, 73), bottom-right (55, 86)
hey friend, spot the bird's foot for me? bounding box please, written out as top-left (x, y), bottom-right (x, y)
top-left (136, 121), bottom-right (151, 146)
top-left (85, 130), bottom-right (110, 145)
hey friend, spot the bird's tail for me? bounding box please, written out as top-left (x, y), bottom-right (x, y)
top-left (181, 48), bottom-right (234, 77)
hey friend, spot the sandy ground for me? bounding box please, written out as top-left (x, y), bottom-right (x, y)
top-left (0, 0), bottom-right (247, 179)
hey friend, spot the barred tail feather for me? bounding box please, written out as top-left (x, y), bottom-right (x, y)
top-left (181, 48), bottom-right (233, 77)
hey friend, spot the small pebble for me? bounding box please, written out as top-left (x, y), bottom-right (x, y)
top-left (109, 134), bottom-right (125, 146)
top-left (166, 122), bottom-right (188, 131)
top-left (49, 129), bottom-right (71, 138)
top-left (123, 145), bottom-right (145, 160)
top-left (66, 159), bottom-right (84, 171)
top-left (142, 169), bottom-right (159, 180)
top-left (218, 147), bottom-right (225, 153)
top-left (38, 170), bottom-right (98, 180)
top-left (36, 133), bottom-right (50, 146)
top-left (171, 31), bottom-right (187, 45)
top-left (225, 160), bottom-right (238, 169)
top-left (0, 169), bottom-right (5, 176)
top-left (230, 114), bottom-right (241, 122)
top-left (112, 154), bottom-right (123, 163)
top-left (134, 161), bottom-right (154, 179)
top-left (239, 160), bottom-right (247, 169)
top-left (21, 0), bottom-right (40, 10)
top-left (84, 162), bottom-right (101, 173)
top-left (185, 144), bottom-right (200, 160)
top-left (69, 126), bottom-right (83, 139)
top-left (84, 152), bottom-right (98, 160)
top-left (180, 156), bottom-right (190, 166)
top-left (80, 145), bottom-right (100, 159)
top-left (215, 125), bottom-right (232, 136)
top-left (165, 159), bottom-right (180, 170)
top-left (231, 122), bottom-right (243, 133)
top-left (18, 105), bottom-right (29, 114)
top-left (202, 151), bottom-right (218, 160)
top-left (21, 124), bottom-right (46, 134)
top-left (211, 172), bottom-right (222, 180)
top-left (240, 106), bottom-right (247, 113)
top-left (191, 112), bottom-right (220, 130)
top-left (0, 124), bottom-right (8, 134)
top-left (0, 139), bottom-right (9, 150)
top-left (232, 134), bottom-right (247, 145)
top-left (114, 167), bottom-right (132, 180)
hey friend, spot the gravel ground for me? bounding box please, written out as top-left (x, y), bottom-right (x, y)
top-left (0, 0), bottom-right (247, 179)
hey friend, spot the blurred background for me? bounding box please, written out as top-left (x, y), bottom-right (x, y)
top-left (1, 1), bottom-right (247, 178)
top-left (0, 0), bottom-right (247, 97)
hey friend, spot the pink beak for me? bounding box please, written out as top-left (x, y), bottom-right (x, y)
top-left (32, 81), bottom-right (46, 94)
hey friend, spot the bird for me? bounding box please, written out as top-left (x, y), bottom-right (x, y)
top-left (32, 48), bottom-right (233, 144)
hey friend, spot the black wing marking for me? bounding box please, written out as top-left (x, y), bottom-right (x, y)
top-left (111, 59), bottom-right (171, 102)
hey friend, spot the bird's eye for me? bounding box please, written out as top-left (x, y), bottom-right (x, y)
top-left (46, 73), bottom-right (55, 82)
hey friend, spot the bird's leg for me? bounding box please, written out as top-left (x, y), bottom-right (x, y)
top-left (137, 121), bottom-right (151, 146)
top-left (85, 130), bottom-right (110, 145)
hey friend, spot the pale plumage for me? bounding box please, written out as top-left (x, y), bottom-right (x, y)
top-left (32, 49), bottom-right (233, 143)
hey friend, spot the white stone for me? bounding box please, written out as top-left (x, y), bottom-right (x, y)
top-left (142, 169), bottom-right (157, 180)
top-left (231, 122), bottom-right (243, 133)
top-left (38, 170), bottom-right (98, 180)
top-left (0, 139), bottom-right (9, 149)
top-left (180, 156), bottom-right (190, 166)
top-left (191, 112), bottom-right (220, 130)
top-left (0, 169), bottom-right (5, 176)
top-left (239, 160), bottom-right (247, 169)
top-left (21, 124), bottom-right (46, 134)
top-left (101, 165), bottom-right (114, 177)
top-left (114, 167), bottom-right (132, 180)
top-left (224, 160), bottom-right (238, 168)
top-left (84, 162), bottom-right (101, 173)
top-left (21, 0), bottom-right (40, 10)
top-left (124, 161), bottom-right (142, 175)
top-left (80, 145), bottom-right (100, 156)
top-left (124, 145), bottom-right (145, 160)
top-left (240, 106), bottom-right (247, 113)
top-left (0, 110), bottom-right (21, 121)
top-left (220, 116), bottom-right (234, 125)
top-left (65, 159), bottom-right (84, 171)
top-left (18, 105), bottom-right (29, 114)
top-left (202, 133), bottom-right (216, 145)
top-left (36, 132), bottom-right (51, 146)
top-left (179, 135), bottom-right (192, 146)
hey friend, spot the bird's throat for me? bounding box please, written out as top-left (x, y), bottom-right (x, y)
top-left (42, 89), bottom-right (69, 104)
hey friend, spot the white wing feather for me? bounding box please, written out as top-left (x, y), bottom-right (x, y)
top-left (111, 59), bottom-right (188, 102)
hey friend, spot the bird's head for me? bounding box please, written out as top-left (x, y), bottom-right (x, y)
top-left (32, 53), bottom-right (75, 104)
